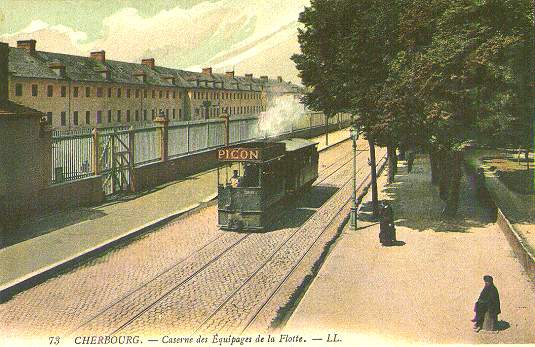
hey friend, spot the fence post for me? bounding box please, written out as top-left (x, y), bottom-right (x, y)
top-left (221, 114), bottom-right (229, 146)
top-left (40, 119), bottom-right (53, 186)
top-left (186, 122), bottom-right (191, 153)
top-left (309, 113), bottom-right (313, 137)
top-left (92, 127), bottom-right (99, 175)
top-left (206, 121), bottom-right (210, 148)
top-left (155, 113), bottom-right (169, 162)
top-left (128, 126), bottom-right (136, 192)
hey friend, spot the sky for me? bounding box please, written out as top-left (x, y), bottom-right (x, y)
top-left (0, 0), bottom-right (309, 83)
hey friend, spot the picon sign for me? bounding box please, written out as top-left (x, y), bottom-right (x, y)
top-left (217, 148), bottom-right (261, 161)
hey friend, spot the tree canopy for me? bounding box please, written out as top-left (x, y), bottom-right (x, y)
top-left (292, 0), bottom-right (534, 215)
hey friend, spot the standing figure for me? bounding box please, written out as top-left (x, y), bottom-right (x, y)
top-left (229, 170), bottom-right (242, 188)
top-left (473, 275), bottom-right (501, 332)
top-left (406, 149), bottom-right (416, 173)
top-left (379, 202), bottom-right (396, 246)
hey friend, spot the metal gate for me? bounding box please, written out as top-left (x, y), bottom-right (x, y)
top-left (99, 129), bottom-right (134, 195)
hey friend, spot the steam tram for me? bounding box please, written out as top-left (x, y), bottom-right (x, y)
top-left (217, 138), bottom-right (319, 231)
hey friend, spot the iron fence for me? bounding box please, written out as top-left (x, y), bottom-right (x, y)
top-left (51, 112), bottom-right (351, 185)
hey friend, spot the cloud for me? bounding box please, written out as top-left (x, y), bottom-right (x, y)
top-left (0, 19), bottom-right (89, 55)
top-left (1, 0), bottom-right (309, 82)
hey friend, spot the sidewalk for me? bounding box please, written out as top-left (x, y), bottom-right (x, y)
top-left (0, 128), bottom-right (350, 299)
top-left (465, 150), bottom-right (535, 257)
top-left (284, 155), bottom-right (535, 345)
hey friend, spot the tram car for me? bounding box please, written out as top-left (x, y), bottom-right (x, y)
top-left (217, 138), bottom-right (319, 231)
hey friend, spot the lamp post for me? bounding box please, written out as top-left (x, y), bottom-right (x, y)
top-left (349, 123), bottom-right (359, 230)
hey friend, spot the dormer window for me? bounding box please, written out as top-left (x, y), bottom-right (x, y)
top-left (134, 70), bottom-right (146, 83)
top-left (48, 61), bottom-right (66, 77)
top-left (162, 76), bottom-right (175, 85)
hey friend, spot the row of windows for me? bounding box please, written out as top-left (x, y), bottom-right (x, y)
top-left (14, 83), bottom-right (183, 99)
top-left (194, 105), bottom-right (265, 118)
top-left (191, 90), bottom-right (261, 100)
top-left (47, 108), bottom-right (184, 126)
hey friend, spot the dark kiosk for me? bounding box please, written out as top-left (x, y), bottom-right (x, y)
top-left (217, 138), bottom-right (319, 231)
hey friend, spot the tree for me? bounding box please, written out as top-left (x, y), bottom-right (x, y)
top-left (294, 0), bottom-right (534, 218)
top-left (394, 0), bottom-right (534, 216)
top-left (293, 0), bottom-right (403, 217)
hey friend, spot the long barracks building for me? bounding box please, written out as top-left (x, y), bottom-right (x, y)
top-left (5, 39), bottom-right (302, 128)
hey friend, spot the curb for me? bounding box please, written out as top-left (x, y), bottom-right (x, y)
top-left (0, 197), bottom-right (218, 303)
top-left (0, 136), bottom-right (349, 302)
top-left (269, 155), bottom-right (387, 329)
top-left (496, 207), bottom-right (535, 283)
top-left (318, 136), bottom-right (351, 153)
top-left (467, 162), bottom-right (535, 284)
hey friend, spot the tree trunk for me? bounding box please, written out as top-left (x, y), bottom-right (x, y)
top-left (399, 147), bottom-right (406, 161)
top-left (393, 148), bottom-right (398, 176)
top-left (438, 151), bottom-right (451, 201)
top-left (525, 148), bottom-right (530, 170)
top-left (442, 151), bottom-right (463, 218)
top-left (430, 149), bottom-right (439, 185)
top-left (387, 145), bottom-right (396, 184)
top-left (368, 138), bottom-right (379, 218)
top-left (325, 114), bottom-right (329, 146)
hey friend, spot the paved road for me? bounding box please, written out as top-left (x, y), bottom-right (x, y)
top-left (0, 128), bottom-right (351, 290)
top-left (0, 139), bottom-right (386, 346)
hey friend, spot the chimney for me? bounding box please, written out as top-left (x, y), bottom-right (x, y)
top-left (142, 58), bottom-right (155, 69)
top-left (90, 50), bottom-right (105, 63)
top-left (277, 76), bottom-right (283, 83)
top-left (48, 60), bottom-right (66, 77)
top-left (225, 71), bottom-right (234, 78)
top-left (0, 42), bottom-right (8, 102)
top-left (245, 73), bottom-right (253, 80)
top-left (202, 67), bottom-right (212, 75)
top-left (260, 75), bottom-right (268, 83)
top-left (17, 39), bottom-right (36, 54)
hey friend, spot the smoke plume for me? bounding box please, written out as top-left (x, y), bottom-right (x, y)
top-left (257, 95), bottom-right (307, 137)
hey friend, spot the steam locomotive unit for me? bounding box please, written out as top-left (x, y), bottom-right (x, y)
top-left (217, 138), bottom-right (319, 231)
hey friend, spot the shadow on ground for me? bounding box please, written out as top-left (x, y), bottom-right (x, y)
top-left (268, 185), bottom-right (340, 231)
top-left (1, 171), bottom-right (214, 249)
top-left (358, 156), bottom-right (496, 233)
top-left (1, 208), bottom-right (107, 249)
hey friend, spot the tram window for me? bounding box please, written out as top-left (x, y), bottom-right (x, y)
top-left (219, 162), bottom-right (260, 188)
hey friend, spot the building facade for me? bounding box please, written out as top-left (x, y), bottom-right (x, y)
top-left (6, 40), bottom-right (302, 129)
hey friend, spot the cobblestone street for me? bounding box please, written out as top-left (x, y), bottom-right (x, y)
top-left (0, 140), bottom-right (385, 345)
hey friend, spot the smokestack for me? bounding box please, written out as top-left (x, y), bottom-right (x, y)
top-left (142, 58), bottom-right (155, 69)
top-left (202, 67), bottom-right (213, 75)
top-left (90, 50), bottom-right (106, 63)
top-left (277, 76), bottom-right (283, 83)
top-left (17, 39), bottom-right (36, 54)
top-left (0, 42), bottom-right (8, 102)
top-left (245, 73), bottom-right (253, 80)
top-left (225, 71), bottom-right (235, 78)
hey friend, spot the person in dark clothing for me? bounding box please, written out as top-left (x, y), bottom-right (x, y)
top-left (379, 202), bottom-right (396, 246)
top-left (406, 149), bottom-right (416, 173)
top-left (472, 275), bottom-right (501, 332)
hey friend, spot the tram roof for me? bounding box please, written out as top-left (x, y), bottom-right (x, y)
top-left (279, 138), bottom-right (319, 152)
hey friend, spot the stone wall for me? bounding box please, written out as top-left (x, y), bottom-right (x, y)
top-left (0, 114), bottom-right (50, 227)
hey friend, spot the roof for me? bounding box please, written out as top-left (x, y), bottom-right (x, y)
top-left (279, 138), bottom-right (319, 152)
top-left (8, 46), bottom-right (303, 93)
top-left (0, 100), bottom-right (44, 117)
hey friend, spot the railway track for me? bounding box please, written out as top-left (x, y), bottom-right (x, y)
top-left (193, 153), bottom-right (387, 335)
top-left (66, 141), bottom-right (371, 337)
